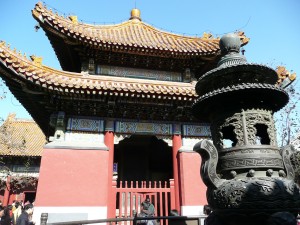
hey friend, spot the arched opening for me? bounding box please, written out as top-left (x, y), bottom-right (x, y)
top-left (114, 135), bottom-right (173, 183)
top-left (221, 125), bottom-right (237, 148)
top-left (254, 124), bottom-right (270, 145)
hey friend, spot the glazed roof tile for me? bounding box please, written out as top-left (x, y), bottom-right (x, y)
top-left (276, 66), bottom-right (296, 87)
top-left (0, 41), bottom-right (197, 99)
top-left (0, 114), bottom-right (46, 156)
top-left (32, 2), bottom-right (249, 57)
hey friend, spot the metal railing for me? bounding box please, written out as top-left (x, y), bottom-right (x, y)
top-left (40, 213), bottom-right (207, 225)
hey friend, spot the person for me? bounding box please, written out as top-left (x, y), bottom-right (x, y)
top-left (267, 211), bottom-right (297, 225)
top-left (16, 204), bottom-right (34, 225)
top-left (11, 201), bottom-right (16, 212)
top-left (203, 205), bottom-right (212, 225)
top-left (7, 204), bottom-right (13, 218)
top-left (138, 198), bottom-right (156, 225)
top-left (24, 201), bottom-right (30, 207)
top-left (12, 202), bottom-right (22, 225)
top-left (169, 209), bottom-right (179, 216)
top-left (169, 209), bottom-right (182, 225)
top-left (203, 205), bottom-right (211, 216)
top-left (140, 198), bottom-right (155, 217)
top-left (0, 206), bottom-right (12, 225)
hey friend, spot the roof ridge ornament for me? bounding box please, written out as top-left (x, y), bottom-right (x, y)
top-left (69, 15), bottom-right (78, 25)
top-left (30, 55), bottom-right (43, 66)
top-left (236, 31), bottom-right (250, 46)
top-left (202, 32), bottom-right (213, 40)
top-left (7, 113), bottom-right (16, 122)
top-left (276, 66), bottom-right (296, 88)
top-left (130, 8), bottom-right (141, 21)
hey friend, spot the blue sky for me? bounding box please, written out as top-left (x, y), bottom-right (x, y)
top-left (0, 0), bottom-right (299, 120)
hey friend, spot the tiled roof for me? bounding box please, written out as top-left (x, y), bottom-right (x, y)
top-left (0, 114), bottom-right (46, 156)
top-left (0, 41), bottom-right (197, 99)
top-left (32, 2), bottom-right (249, 58)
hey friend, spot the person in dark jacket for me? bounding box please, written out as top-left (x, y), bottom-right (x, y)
top-left (16, 204), bottom-right (34, 225)
top-left (0, 206), bottom-right (12, 225)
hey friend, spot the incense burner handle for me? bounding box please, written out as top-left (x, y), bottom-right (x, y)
top-left (193, 140), bottom-right (224, 189)
top-left (281, 145), bottom-right (296, 180)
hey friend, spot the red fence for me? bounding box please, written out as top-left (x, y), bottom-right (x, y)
top-left (113, 179), bottom-right (175, 225)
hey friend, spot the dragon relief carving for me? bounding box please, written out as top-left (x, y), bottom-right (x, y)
top-left (213, 113), bottom-right (244, 149)
top-left (245, 109), bottom-right (277, 146)
top-left (207, 177), bottom-right (300, 211)
top-left (212, 109), bottom-right (277, 150)
top-left (193, 139), bottom-right (300, 212)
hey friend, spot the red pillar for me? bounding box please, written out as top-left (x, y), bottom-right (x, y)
top-left (172, 134), bottom-right (182, 213)
top-left (105, 130), bottom-right (115, 219)
top-left (3, 175), bottom-right (11, 206)
top-left (169, 179), bottom-right (176, 210)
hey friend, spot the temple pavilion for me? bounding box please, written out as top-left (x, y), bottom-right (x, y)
top-left (0, 2), bottom-right (250, 223)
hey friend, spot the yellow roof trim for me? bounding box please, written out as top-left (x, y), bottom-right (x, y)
top-left (32, 2), bottom-right (248, 55)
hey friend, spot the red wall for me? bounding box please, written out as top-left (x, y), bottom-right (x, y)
top-left (179, 152), bottom-right (207, 206)
top-left (35, 148), bottom-right (109, 207)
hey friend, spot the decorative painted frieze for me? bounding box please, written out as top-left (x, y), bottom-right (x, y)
top-left (65, 118), bottom-right (210, 138)
top-left (105, 120), bottom-right (115, 132)
top-left (67, 118), bottom-right (104, 133)
top-left (96, 65), bottom-right (182, 82)
top-left (182, 124), bottom-right (211, 137)
top-left (173, 124), bottom-right (181, 135)
top-left (115, 121), bottom-right (172, 135)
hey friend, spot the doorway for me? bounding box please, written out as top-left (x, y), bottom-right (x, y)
top-left (114, 135), bottom-right (173, 183)
top-left (24, 191), bottom-right (36, 204)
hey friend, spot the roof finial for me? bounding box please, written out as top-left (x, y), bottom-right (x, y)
top-left (7, 113), bottom-right (16, 122)
top-left (69, 15), bottom-right (78, 25)
top-left (219, 33), bottom-right (241, 55)
top-left (217, 33), bottom-right (247, 67)
top-left (130, 8), bottom-right (141, 21)
top-left (30, 55), bottom-right (43, 66)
